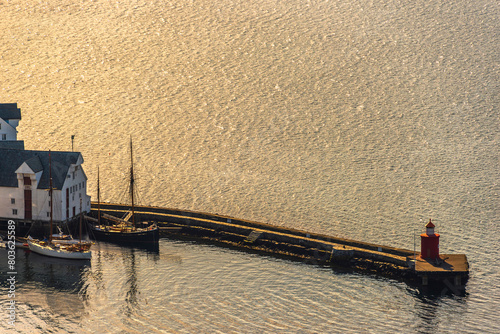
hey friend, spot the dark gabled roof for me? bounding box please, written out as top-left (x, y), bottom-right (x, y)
top-left (25, 155), bottom-right (43, 173)
top-left (0, 149), bottom-right (81, 189)
top-left (0, 141), bottom-right (25, 150)
top-left (0, 103), bottom-right (21, 120)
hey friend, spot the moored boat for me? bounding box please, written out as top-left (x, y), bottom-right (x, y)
top-left (15, 237), bottom-right (29, 249)
top-left (91, 221), bottom-right (159, 243)
top-left (51, 227), bottom-right (93, 247)
top-left (0, 236), bottom-right (29, 249)
top-left (89, 140), bottom-right (160, 245)
top-left (27, 236), bottom-right (91, 260)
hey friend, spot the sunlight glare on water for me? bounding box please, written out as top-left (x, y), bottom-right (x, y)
top-left (0, 0), bottom-right (498, 332)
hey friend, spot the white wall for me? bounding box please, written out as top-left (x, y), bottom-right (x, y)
top-left (0, 156), bottom-right (92, 222)
top-left (0, 183), bottom-right (23, 219)
top-left (61, 163), bottom-right (91, 221)
top-left (0, 118), bottom-right (18, 141)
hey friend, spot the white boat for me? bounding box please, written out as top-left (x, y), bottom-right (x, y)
top-left (51, 227), bottom-right (93, 247)
top-left (15, 237), bottom-right (29, 249)
top-left (0, 236), bottom-right (29, 249)
top-left (27, 236), bottom-right (91, 260)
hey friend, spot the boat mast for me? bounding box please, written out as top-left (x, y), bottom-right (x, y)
top-left (49, 150), bottom-right (53, 243)
top-left (130, 137), bottom-right (135, 229)
top-left (97, 166), bottom-right (101, 225)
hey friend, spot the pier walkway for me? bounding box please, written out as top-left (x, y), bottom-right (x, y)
top-left (90, 202), bottom-right (469, 292)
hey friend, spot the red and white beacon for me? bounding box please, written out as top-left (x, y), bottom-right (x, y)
top-left (420, 219), bottom-right (440, 260)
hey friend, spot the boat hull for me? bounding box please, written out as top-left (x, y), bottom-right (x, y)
top-left (91, 226), bottom-right (160, 244)
top-left (27, 239), bottom-right (92, 260)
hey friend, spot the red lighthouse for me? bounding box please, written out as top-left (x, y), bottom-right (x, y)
top-left (420, 219), bottom-right (440, 260)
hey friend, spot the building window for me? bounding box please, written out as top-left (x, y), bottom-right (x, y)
top-left (12, 209), bottom-right (17, 215)
top-left (11, 198), bottom-right (15, 204)
top-left (2, 134), bottom-right (6, 140)
top-left (47, 212), bottom-right (50, 217)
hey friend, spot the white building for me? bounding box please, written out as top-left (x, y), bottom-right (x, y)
top-left (0, 104), bottom-right (91, 222)
top-left (0, 103), bottom-right (24, 149)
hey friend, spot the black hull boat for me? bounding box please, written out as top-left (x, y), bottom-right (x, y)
top-left (89, 138), bottom-right (160, 247)
top-left (91, 224), bottom-right (159, 244)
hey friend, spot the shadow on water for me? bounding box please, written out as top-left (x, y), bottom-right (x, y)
top-left (123, 248), bottom-right (139, 316)
top-left (0, 248), bottom-right (91, 326)
top-left (0, 249), bottom-right (91, 292)
top-left (323, 256), bottom-right (471, 333)
top-left (92, 240), bottom-right (160, 255)
top-left (82, 241), bottom-right (161, 315)
top-left (404, 284), bottom-right (469, 334)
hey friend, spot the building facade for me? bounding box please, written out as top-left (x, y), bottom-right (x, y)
top-left (0, 104), bottom-right (91, 222)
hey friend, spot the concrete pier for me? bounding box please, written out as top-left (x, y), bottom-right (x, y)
top-left (411, 254), bottom-right (469, 294)
top-left (89, 202), bottom-right (469, 293)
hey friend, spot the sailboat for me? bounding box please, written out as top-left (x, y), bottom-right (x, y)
top-left (51, 224), bottom-right (93, 248)
top-left (89, 139), bottom-right (160, 244)
top-left (27, 151), bottom-right (92, 260)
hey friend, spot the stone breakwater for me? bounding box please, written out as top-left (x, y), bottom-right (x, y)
top-left (90, 202), bottom-right (469, 293)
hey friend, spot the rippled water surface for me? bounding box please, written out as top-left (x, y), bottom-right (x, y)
top-left (1, 0), bottom-right (498, 332)
top-left (0, 241), bottom-right (491, 333)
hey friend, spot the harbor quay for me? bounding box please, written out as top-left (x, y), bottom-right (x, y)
top-left (90, 202), bottom-right (469, 294)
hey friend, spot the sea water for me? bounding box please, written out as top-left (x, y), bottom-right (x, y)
top-left (0, 0), bottom-right (498, 332)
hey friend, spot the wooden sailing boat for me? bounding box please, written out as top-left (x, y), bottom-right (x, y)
top-left (28, 151), bottom-right (92, 260)
top-left (89, 139), bottom-right (159, 244)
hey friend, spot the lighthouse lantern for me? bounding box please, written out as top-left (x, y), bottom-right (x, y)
top-left (426, 220), bottom-right (435, 235)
